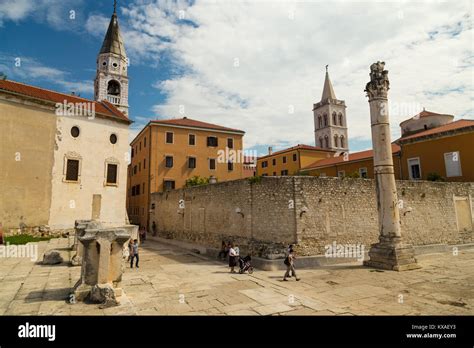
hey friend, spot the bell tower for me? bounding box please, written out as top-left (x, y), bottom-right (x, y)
top-left (94, 0), bottom-right (129, 116)
top-left (313, 66), bottom-right (348, 152)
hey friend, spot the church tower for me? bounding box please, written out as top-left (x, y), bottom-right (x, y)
top-left (94, 1), bottom-right (129, 116)
top-left (313, 67), bottom-right (348, 153)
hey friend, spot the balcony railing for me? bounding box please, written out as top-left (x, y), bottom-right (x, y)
top-left (107, 95), bottom-right (120, 104)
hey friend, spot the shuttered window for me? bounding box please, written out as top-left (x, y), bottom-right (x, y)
top-left (444, 152), bottom-right (461, 177)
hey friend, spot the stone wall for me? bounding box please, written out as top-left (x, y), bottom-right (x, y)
top-left (150, 177), bottom-right (474, 258)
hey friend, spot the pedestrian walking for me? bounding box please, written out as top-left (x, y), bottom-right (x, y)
top-left (283, 247), bottom-right (300, 281)
top-left (139, 226), bottom-right (147, 243)
top-left (152, 221), bottom-right (157, 236)
top-left (130, 239), bottom-right (139, 269)
top-left (228, 243), bottom-right (239, 273)
top-left (286, 244), bottom-right (294, 277)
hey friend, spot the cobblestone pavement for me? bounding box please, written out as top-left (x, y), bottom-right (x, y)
top-left (0, 238), bottom-right (473, 315)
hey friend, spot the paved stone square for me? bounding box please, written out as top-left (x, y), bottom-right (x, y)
top-left (0, 238), bottom-right (473, 315)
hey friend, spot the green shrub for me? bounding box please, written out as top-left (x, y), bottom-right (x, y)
top-left (185, 176), bottom-right (210, 187)
top-left (427, 172), bottom-right (445, 182)
top-left (345, 171), bottom-right (360, 178)
top-left (4, 234), bottom-right (54, 245)
top-left (248, 175), bottom-right (262, 184)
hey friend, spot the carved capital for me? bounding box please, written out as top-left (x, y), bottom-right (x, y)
top-left (365, 61), bottom-right (390, 100)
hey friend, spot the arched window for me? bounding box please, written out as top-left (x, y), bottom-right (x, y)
top-left (107, 80), bottom-right (121, 96)
top-left (319, 137), bottom-right (323, 148)
top-left (338, 113), bottom-right (343, 126)
top-left (318, 116), bottom-right (322, 129)
top-left (333, 112), bottom-right (337, 125)
top-left (323, 114), bottom-right (328, 127)
top-left (340, 135), bottom-right (345, 148)
top-left (334, 135), bottom-right (338, 148)
top-left (324, 136), bottom-right (329, 148)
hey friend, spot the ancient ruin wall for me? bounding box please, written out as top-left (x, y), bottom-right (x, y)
top-left (150, 177), bottom-right (474, 257)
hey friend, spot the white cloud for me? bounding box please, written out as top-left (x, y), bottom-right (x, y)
top-left (0, 55), bottom-right (93, 95)
top-left (0, 0), bottom-right (85, 30)
top-left (112, 0), bottom-right (473, 150)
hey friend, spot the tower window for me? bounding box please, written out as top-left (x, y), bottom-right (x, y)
top-left (324, 136), bottom-right (329, 148)
top-left (333, 112), bottom-right (337, 125)
top-left (319, 137), bottom-right (323, 148)
top-left (339, 113), bottom-right (343, 126)
top-left (107, 80), bottom-right (121, 96)
top-left (323, 114), bottom-right (328, 127)
top-left (102, 61), bottom-right (107, 66)
top-left (340, 136), bottom-right (345, 148)
top-left (318, 116), bottom-right (322, 129)
top-left (334, 135), bottom-right (339, 148)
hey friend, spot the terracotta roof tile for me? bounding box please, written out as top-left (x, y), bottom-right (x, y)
top-left (397, 119), bottom-right (474, 142)
top-left (258, 144), bottom-right (335, 161)
top-left (399, 109), bottom-right (453, 126)
top-left (0, 79), bottom-right (130, 123)
top-left (302, 143), bottom-right (401, 170)
top-left (151, 117), bottom-right (245, 133)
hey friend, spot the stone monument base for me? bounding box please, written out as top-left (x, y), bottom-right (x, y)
top-left (363, 241), bottom-right (421, 271)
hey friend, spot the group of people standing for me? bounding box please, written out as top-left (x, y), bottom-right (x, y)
top-left (218, 241), bottom-right (240, 273)
top-left (218, 241), bottom-right (301, 281)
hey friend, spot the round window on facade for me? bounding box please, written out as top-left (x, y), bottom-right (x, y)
top-left (113, 62), bottom-right (118, 68)
top-left (71, 126), bottom-right (80, 138)
top-left (110, 133), bottom-right (118, 144)
top-left (102, 61), bottom-right (107, 66)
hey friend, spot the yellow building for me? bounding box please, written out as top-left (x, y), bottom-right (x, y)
top-left (256, 145), bottom-right (335, 176)
top-left (301, 111), bottom-right (474, 182)
top-left (127, 117), bottom-right (245, 228)
top-left (397, 119), bottom-right (474, 181)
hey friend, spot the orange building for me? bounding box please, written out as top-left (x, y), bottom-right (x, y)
top-left (127, 117), bottom-right (245, 228)
top-left (301, 111), bottom-right (474, 182)
top-left (256, 145), bottom-right (335, 176)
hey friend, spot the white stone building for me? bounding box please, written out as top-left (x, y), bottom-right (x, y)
top-left (0, 4), bottom-right (132, 233)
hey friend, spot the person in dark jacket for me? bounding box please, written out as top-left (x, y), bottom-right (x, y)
top-left (283, 248), bottom-right (300, 281)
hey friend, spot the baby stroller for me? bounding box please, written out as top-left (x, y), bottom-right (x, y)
top-left (238, 255), bottom-right (254, 274)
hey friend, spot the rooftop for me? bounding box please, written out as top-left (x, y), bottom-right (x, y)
top-left (150, 117), bottom-right (245, 134)
top-left (397, 119), bottom-right (474, 143)
top-left (302, 143), bottom-right (401, 171)
top-left (258, 144), bottom-right (335, 161)
top-left (0, 79), bottom-right (130, 124)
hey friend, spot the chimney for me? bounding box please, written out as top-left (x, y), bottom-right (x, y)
top-left (268, 146), bottom-right (273, 155)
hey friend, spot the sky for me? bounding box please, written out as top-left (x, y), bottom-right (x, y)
top-left (0, 0), bottom-right (472, 155)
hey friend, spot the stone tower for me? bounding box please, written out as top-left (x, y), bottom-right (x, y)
top-left (313, 67), bottom-right (348, 152)
top-left (94, 1), bottom-right (129, 116)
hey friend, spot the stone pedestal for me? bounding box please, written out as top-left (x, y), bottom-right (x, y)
top-left (363, 61), bottom-right (419, 272)
top-left (73, 224), bottom-right (131, 305)
top-left (364, 237), bottom-right (419, 271)
top-left (71, 220), bottom-right (100, 266)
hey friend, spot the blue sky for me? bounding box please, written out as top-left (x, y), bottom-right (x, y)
top-left (0, 0), bottom-right (472, 156)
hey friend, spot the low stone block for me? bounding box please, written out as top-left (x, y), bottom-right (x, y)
top-left (43, 250), bottom-right (64, 265)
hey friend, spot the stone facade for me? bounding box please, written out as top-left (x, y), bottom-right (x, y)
top-left (150, 177), bottom-right (474, 258)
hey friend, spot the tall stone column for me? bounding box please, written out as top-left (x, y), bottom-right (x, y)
top-left (363, 61), bottom-right (419, 271)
